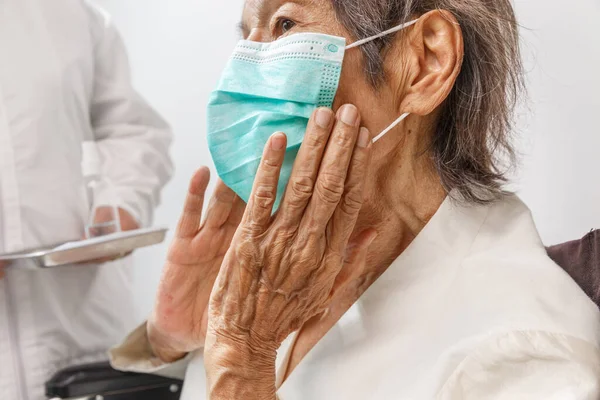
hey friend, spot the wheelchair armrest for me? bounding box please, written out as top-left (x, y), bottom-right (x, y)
top-left (45, 361), bottom-right (183, 400)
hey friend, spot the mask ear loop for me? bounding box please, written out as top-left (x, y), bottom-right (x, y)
top-left (344, 18), bottom-right (418, 143)
top-left (372, 112), bottom-right (410, 143)
top-left (345, 19), bottom-right (419, 50)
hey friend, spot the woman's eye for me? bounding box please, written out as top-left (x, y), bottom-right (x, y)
top-left (278, 18), bottom-right (296, 34)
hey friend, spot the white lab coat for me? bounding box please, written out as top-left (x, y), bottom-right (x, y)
top-left (112, 195), bottom-right (600, 399)
top-left (0, 1), bottom-right (173, 399)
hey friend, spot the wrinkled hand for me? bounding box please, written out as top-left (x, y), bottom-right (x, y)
top-left (205, 105), bottom-right (375, 399)
top-left (281, 229), bottom-right (379, 382)
top-left (148, 168), bottom-right (245, 362)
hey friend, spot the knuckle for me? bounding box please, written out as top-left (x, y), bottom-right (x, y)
top-left (292, 176), bottom-right (314, 195)
top-left (334, 128), bottom-right (355, 148)
top-left (253, 185), bottom-right (276, 209)
top-left (316, 175), bottom-right (345, 204)
top-left (241, 221), bottom-right (266, 237)
top-left (236, 237), bottom-right (256, 257)
top-left (305, 130), bottom-right (328, 148)
top-left (340, 191), bottom-right (363, 214)
top-left (288, 176), bottom-right (314, 204)
top-left (233, 238), bottom-right (263, 272)
top-left (274, 227), bottom-right (297, 244)
top-left (261, 157), bottom-right (280, 170)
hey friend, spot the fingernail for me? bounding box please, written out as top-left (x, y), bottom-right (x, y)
top-left (315, 108), bottom-right (333, 129)
top-left (271, 133), bottom-right (286, 150)
top-left (339, 104), bottom-right (359, 127)
top-left (357, 127), bottom-right (370, 148)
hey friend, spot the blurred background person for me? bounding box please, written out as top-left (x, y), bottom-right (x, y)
top-left (0, 1), bottom-right (173, 399)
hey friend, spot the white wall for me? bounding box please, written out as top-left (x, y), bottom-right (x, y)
top-left (513, 0), bottom-right (600, 244)
top-left (96, 0), bottom-right (600, 321)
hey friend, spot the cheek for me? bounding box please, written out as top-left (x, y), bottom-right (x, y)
top-left (333, 55), bottom-right (368, 109)
top-left (332, 55), bottom-right (383, 125)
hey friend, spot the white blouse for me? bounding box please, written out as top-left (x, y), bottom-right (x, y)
top-left (112, 195), bottom-right (600, 399)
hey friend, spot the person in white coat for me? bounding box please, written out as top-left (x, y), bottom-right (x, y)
top-left (0, 1), bottom-right (173, 399)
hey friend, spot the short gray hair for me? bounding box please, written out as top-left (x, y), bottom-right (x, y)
top-left (331, 0), bottom-right (524, 203)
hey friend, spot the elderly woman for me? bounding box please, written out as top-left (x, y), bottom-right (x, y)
top-left (112, 0), bottom-right (600, 398)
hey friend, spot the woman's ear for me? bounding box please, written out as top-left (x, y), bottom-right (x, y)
top-left (393, 10), bottom-right (464, 116)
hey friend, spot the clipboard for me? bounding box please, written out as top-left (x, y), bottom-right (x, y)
top-left (0, 227), bottom-right (168, 269)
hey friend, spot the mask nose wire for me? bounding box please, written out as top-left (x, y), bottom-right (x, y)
top-left (345, 19), bottom-right (419, 50)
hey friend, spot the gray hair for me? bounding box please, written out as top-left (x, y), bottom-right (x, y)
top-left (331, 0), bottom-right (524, 203)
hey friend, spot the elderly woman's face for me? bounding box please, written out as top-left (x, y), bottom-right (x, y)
top-left (240, 0), bottom-right (402, 135)
top-left (241, 0), bottom-right (464, 156)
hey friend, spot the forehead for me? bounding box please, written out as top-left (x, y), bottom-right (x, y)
top-left (241, 0), bottom-right (327, 26)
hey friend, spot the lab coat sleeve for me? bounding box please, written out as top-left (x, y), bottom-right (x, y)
top-left (438, 330), bottom-right (600, 400)
top-left (109, 322), bottom-right (192, 380)
top-left (86, 2), bottom-right (174, 227)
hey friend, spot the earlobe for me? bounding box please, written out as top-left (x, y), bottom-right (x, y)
top-left (400, 10), bottom-right (464, 116)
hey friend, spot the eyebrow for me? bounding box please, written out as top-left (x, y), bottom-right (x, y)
top-left (238, 0), bottom-right (303, 39)
top-left (238, 0), bottom-right (270, 39)
top-left (237, 21), bottom-right (250, 38)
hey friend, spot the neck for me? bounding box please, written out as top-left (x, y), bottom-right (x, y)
top-left (355, 118), bottom-right (446, 271)
top-left (276, 121), bottom-right (448, 382)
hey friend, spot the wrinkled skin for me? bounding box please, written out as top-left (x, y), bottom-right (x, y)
top-left (204, 105), bottom-right (376, 399)
top-left (148, 171), bottom-right (245, 362)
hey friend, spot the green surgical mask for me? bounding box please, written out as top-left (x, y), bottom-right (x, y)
top-left (207, 19), bottom-right (418, 210)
